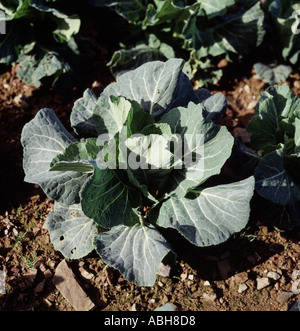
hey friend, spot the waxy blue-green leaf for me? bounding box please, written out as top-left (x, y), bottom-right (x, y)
top-left (17, 50), bottom-right (71, 88)
top-left (21, 108), bottom-right (90, 205)
top-left (267, 0), bottom-right (300, 65)
top-left (156, 177), bottom-right (255, 247)
top-left (102, 58), bottom-right (196, 117)
top-left (107, 34), bottom-right (175, 78)
top-left (70, 89), bottom-right (98, 137)
top-left (159, 102), bottom-right (234, 198)
top-left (94, 222), bottom-right (171, 286)
top-left (247, 84), bottom-right (300, 152)
top-left (29, 0), bottom-right (81, 43)
top-left (0, 0), bottom-right (80, 86)
top-left (253, 62), bottom-right (292, 85)
top-left (183, 0), bottom-right (265, 58)
top-left (142, 0), bottom-right (196, 28)
top-left (199, 0), bottom-right (235, 18)
top-left (194, 88), bottom-right (227, 124)
top-left (46, 202), bottom-right (98, 259)
top-left (254, 147), bottom-right (300, 205)
top-left (93, 95), bottom-right (133, 137)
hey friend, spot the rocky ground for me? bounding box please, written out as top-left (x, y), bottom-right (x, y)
top-left (0, 60), bottom-right (300, 311)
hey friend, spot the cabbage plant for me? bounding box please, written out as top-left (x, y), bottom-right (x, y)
top-left (0, 0), bottom-right (82, 87)
top-left (93, 0), bottom-right (265, 87)
top-left (21, 59), bottom-right (254, 286)
top-left (246, 84), bottom-right (300, 229)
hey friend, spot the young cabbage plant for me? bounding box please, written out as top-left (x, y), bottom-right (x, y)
top-left (246, 83), bottom-right (300, 229)
top-left (21, 58), bottom-right (255, 286)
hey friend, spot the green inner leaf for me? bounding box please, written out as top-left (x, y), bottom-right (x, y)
top-left (80, 166), bottom-right (141, 228)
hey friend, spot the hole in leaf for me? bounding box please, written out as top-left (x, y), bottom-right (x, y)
top-left (60, 236), bottom-right (64, 241)
top-left (70, 247), bottom-right (76, 254)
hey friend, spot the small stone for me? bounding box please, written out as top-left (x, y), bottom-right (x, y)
top-left (292, 270), bottom-right (300, 280)
top-left (256, 277), bottom-right (271, 290)
top-left (92, 81), bottom-right (101, 88)
top-left (291, 279), bottom-right (300, 295)
top-left (203, 292), bottom-right (217, 302)
top-left (79, 267), bottom-right (94, 280)
top-left (203, 281), bottom-right (210, 286)
top-left (217, 59), bottom-right (228, 68)
top-left (52, 259), bottom-right (95, 311)
top-left (43, 298), bottom-right (52, 308)
top-left (276, 291), bottom-right (293, 304)
top-left (247, 100), bottom-right (258, 110)
top-left (267, 271), bottom-right (281, 281)
top-left (130, 303), bottom-right (138, 311)
top-left (157, 263), bottom-right (171, 278)
top-left (238, 283), bottom-right (248, 293)
top-left (13, 94), bottom-right (28, 108)
top-left (180, 273), bottom-right (187, 281)
top-left (294, 81), bottom-right (300, 89)
top-left (244, 84), bottom-right (251, 94)
top-left (157, 281), bottom-right (164, 287)
top-left (234, 271), bottom-right (248, 284)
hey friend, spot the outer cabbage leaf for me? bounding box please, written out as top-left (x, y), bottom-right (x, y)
top-left (102, 58), bottom-right (197, 117)
top-left (194, 88), bottom-right (227, 124)
top-left (21, 108), bottom-right (92, 205)
top-left (107, 34), bottom-right (175, 78)
top-left (247, 84), bottom-right (300, 153)
top-left (156, 177), bottom-right (255, 247)
top-left (94, 222), bottom-right (172, 286)
top-left (46, 202), bottom-right (98, 259)
top-left (183, 0), bottom-right (265, 59)
top-left (0, 0), bottom-right (33, 21)
top-left (254, 147), bottom-right (300, 205)
top-left (70, 89), bottom-right (98, 137)
top-left (17, 49), bottom-right (71, 88)
top-left (267, 0), bottom-right (300, 64)
top-left (199, 0), bottom-right (235, 19)
top-left (0, 0), bottom-right (80, 86)
top-left (142, 0), bottom-right (196, 28)
top-left (253, 62), bottom-right (292, 85)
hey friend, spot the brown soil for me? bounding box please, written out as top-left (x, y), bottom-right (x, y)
top-left (0, 58), bottom-right (300, 311)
